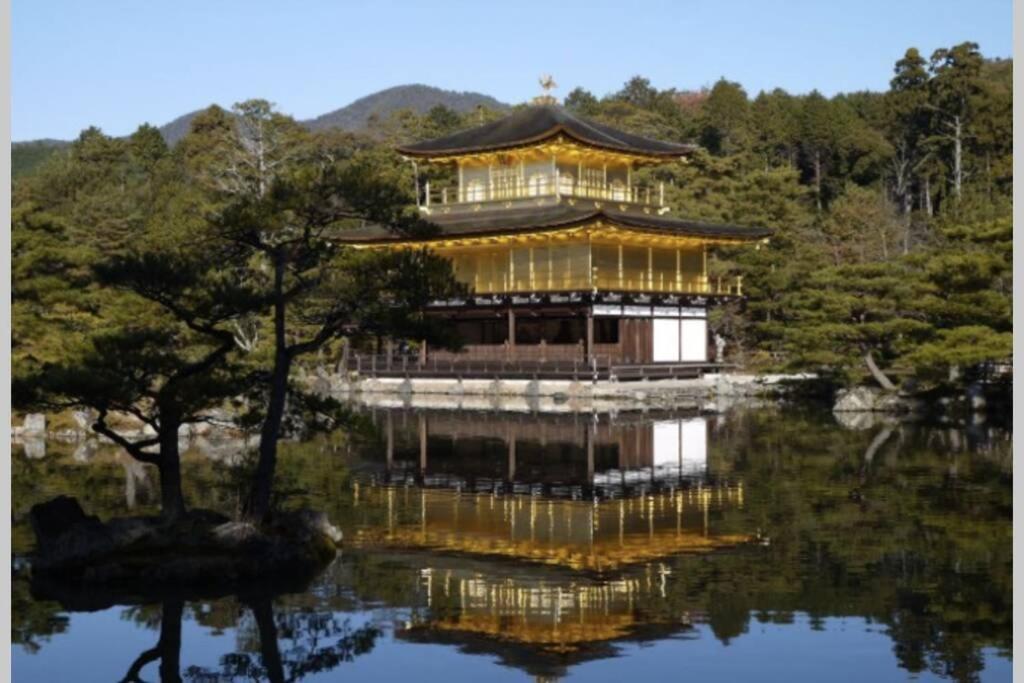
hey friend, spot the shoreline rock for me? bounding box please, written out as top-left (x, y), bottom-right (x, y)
top-left (28, 496), bottom-right (341, 586)
top-left (832, 386), bottom-right (926, 414)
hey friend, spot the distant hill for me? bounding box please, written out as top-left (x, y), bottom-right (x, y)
top-left (157, 109), bottom-right (209, 146)
top-left (303, 84), bottom-right (508, 131)
top-left (12, 84), bottom-right (509, 180)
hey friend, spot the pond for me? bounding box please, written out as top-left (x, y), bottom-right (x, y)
top-left (11, 405), bottom-right (1012, 682)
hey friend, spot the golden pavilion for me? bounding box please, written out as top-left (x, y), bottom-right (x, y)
top-left (341, 104), bottom-right (770, 370)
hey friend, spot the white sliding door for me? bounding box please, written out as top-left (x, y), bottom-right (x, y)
top-left (680, 418), bottom-right (708, 473)
top-left (653, 420), bottom-right (681, 468)
top-left (679, 318), bottom-right (707, 362)
top-left (652, 318), bottom-right (680, 362)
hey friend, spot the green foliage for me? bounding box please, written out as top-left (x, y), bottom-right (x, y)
top-left (11, 140), bottom-right (69, 179)
top-left (537, 43), bottom-right (1010, 388)
top-left (10, 41), bottom-right (1013, 430)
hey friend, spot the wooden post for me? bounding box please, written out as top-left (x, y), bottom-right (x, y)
top-left (647, 247), bottom-right (653, 291)
top-left (586, 422), bottom-right (595, 483)
top-left (676, 248), bottom-right (682, 293)
top-left (419, 413), bottom-right (427, 474)
top-left (617, 245), bottom-right (623, 289)
top-left (424, 181), bottom-right (430, 207)
top-left (586, 311), bottom-right (595, 364)
top-left (507, 424), bottom-right (516, 482)
top-left (508, 308), bottom-right (516, 352)
top-left (419, 340), bottom-right (427, 367)
top-left (633, 319), bottom-right (642, 363)
top-left (386, 412), bottom-right (394, 470)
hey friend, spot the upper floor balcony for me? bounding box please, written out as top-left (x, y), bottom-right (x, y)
top-left (420, 171), bottom-right (667, 214)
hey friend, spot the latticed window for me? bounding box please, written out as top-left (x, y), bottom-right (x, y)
top-left (526, 173), bottom-right (550, 197)
top-left (464, 180), bottom-right (485, 201)
top-left (559, 172), bottom-right (574, 195)
top-left (610, 179), bottom-right (626, 201)
top-left (491, 166), bottom-right (520, 199)
top-left (580, 167), bottom-right (604, 196)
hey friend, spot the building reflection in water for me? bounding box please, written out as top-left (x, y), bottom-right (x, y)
top-left (344, 408), bottom-right (752, 676)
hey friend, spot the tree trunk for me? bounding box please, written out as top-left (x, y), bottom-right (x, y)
top-left (251, 599), bottom-right (286, 683)
top-left (157, 426), bottom-right (186, 522)
top-left (158, 600), bottom-right (184, 683)
top-left (157, 403), bottom-right (186, 522)
top-left (814, 151), bottom-right (823, 212)
top-left (952, 115), bottom-right (962, 200)
top-left (923, 176), bottom-right (932, 215)
top-left (864, 426), bottom-right (894, 466)
top-left (245, 353), bottom-right (290, 523)
top-left (120, 599), bottom-right (183, 683)
top-left (245, 254), bottom-right (289, 524)
top-left (864, 350), bottom-right (897, 391)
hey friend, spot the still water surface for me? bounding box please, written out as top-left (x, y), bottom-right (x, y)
top-left (11, 406), bottom-right (1012, 682)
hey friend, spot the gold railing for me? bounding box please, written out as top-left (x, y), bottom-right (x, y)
top-left (423, 174), bottom-right (665, 208)
top-left (461, 273), bottom-right (743, 296)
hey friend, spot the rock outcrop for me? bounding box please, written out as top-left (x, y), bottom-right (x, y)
top-left (28, 496), bottom-right (342, 586)
top-left (833, 387), bottom-right (924, 414)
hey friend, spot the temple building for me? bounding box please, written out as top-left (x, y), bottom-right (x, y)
top-left (341, 104), bottom-right (770, 369)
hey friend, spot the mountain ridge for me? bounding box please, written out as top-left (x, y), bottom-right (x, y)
top-left (13, 84), bottom-right (509, 178)
top-left (15, 84), bottom-right (508, 146)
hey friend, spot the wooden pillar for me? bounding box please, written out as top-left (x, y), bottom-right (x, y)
top-left (418, 413), bottom-right (427, 474)
top-left (419, 340), bottom-right (427, 367)
top-left (507, 308), bottom-right (516, 350)
top-left (630, 319), bottom-right (638, 362)
top-left (586, 311), bottom-right (595, 363)
top-left (617, 244), bottom-right (623, 289)
top-left (586, 422), bottom-right (595, 483)
top-left (385, 411), bottom-right (394, 470)
top-left (507, 425), bottom-right (516, 482)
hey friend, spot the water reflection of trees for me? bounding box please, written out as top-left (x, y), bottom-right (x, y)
top-left (106, 597), bottom-right (381, 683)
top-left (184, 600), bottom-right (380, 682)
top-left (12, 409), bottom-right (1012, 683)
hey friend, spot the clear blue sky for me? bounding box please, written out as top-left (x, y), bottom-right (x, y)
top-left (13, 0), bottom-right (1012, 141)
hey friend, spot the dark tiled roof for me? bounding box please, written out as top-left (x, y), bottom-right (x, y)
top-left (396, 106), bottom-right (696, 159)
top-left (338, 205), bottom-right (772, 243)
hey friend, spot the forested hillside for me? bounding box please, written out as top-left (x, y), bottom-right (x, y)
top-left (12, 85), bottom-right (508, 178)
top-left (360, 43), bottom-right (1011, 390)
top-left (11, 42), bottom-right (1011, 394)
top-left (304, 84), bottom-right (508, 131)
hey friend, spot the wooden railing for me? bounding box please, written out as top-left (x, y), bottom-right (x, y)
top-left (338, 353), bottom-right (732, 381)
top-left (457, 273), bottom-right (743, 297)
top-left (422, 174), bottom-right (665, 209)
